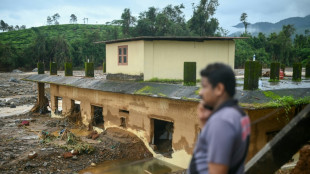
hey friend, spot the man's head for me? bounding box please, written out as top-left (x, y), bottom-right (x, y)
top-left (199, 63), bottom-right (236, 108)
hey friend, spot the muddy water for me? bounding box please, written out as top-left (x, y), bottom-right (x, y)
top-left (79, 158), bottom-right (184, 174)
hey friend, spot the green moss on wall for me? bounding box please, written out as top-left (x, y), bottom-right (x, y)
top-left (85, 62), bottom-right (94, 77)
top-left (244, 61), bottom-right (260, 90)
top-left (50, 62), bottom-right (57, 75)
top-left (103, 62), bottom-right (106, 73)
top-left (306, 63), bottom-right (310, 78)
top-left (65, 62), bottom-right (73, 76)
top-left (37, 62), bottom-right (44, 74)
top-left (293, 63), bottom-right (302, 82)
top-left (270, 62), bottom-right (280, 81)
top-left (184, 62), bottom-right (196, 86)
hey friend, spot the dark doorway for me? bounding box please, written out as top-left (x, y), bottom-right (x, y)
top-left (152, 119), bottom-right (173, 156)
top-left (120, 117), bottom-right (126, 128)
top-left (92, 105), bottom-right (104, 126)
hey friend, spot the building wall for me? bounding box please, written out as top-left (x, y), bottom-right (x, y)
top-left (106, 40), bottom-right (145, 75)
top-left (144, 40), bottom-right (235, 80)
top-left (50, 84), bottom-right (200, 167)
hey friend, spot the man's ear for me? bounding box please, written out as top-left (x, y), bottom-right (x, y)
top-left (214, 83), bottom-right (225, 96)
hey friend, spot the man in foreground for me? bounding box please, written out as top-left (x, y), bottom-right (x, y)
top-left (188, 63), bottom-right (251, 174)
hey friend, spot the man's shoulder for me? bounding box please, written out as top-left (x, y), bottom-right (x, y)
top-left (211, 106), bottom-right (243, 123)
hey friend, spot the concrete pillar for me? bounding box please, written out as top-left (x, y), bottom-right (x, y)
top-left (183, 62), bottom-right (196, 86)
top-left (103, 62), bottom-right (106, 73)
top-left (62, 97), bottom-right (73, 116)
top-left (306, 63), bottom-right (310, 78)
top-left (245, 104), bottom-right (310, 174)
top-left (37, 62), bottom-right (44, 74)
top-left (85, 62), bottom-right (94, 77)
top-left (293, 63), bottom-right (302, 82)
top-left (80, 101), bottom-right (92, 130)
top-left (270, 62), bottom-right (280, 82)
top-left (244, 61), bottom-right (260, 90)
top-left (64, 62), bottom-right (73, 76)
top-left (50, 62), bottom-right (57, 75)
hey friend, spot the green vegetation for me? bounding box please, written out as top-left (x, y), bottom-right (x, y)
top-left (235, 25), bottom-right (310, 68)
top-left (241, 91), bottom-right (310, 115)
top-left (85, 62), bottom-right (94, 77)
top-left (244, 61), bottom-right (260, 90)
top-left (134, 85), bottom-right (167, 97)
top-left (270, 62), bottom-right (280, 81)
top-left (65, 62), bottom-right (73, 76)
top-left (293, 63), bottom-right (302, 82)
top-left (50, 62), bottom-right (57, 75)
top-left (184, 62), bottom-right (196, 86)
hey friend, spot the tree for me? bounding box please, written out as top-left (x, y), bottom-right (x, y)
top-left (47, 16), bottom-right (52, 25)
top-left (240, 12), bottom-right (249, 34)
top-left (188, 0), bottom-right (219, 36)
top-left (121, 8), bottom-right (136, 37)
top-left (52, 13), bottom-right (60, 25)
top-left (20, 25), bottom-right (26, 30)
top-left (8, 25), bottom-right (14, 31)
top-left (0, 20), bottom-right (8, 32)
top-left (70, 14), bottom-right (77, 24)
top-left (14, 25), bottom-right (19, 30)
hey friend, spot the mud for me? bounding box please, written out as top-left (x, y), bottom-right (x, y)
top-left (291, 145), bottom-right (310, 174)
top-left (0, 113), bottom-right (153, 174)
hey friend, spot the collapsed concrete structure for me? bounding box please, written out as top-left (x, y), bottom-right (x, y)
top-left (23, 73), bottom-right (310, 168)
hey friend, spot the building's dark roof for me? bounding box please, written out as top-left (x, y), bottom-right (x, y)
top-left (95, 36), bottom-right (248, 44)
top-left (22, 74), bottom-right (310, 109)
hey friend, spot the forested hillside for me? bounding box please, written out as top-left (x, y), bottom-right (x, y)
top-left (0, 1), bottom-right (309, 71)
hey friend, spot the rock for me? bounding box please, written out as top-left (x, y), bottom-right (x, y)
top-left (87, 131), bottom-right (97, 139)
top-left (71, 149), bottom-right (79, 156)
top-left (57, 156), bottom-right (61, 159)
top-left (32, 68), bottom-right (38, 72)
top-left (72, 155), bottom-right (78, 160)
top-left (12, 69), bottom-right (23, 73)
top-left (25, 162), bottom-right (36, 168)
top-left (43, 162), bottom-right (48, 167)
top-left (10, 103), bottom-right (16, 108)
top-left (28, 151), bottom-right (38, 159)
top-left (91, 162), bottom-right (96, 167)
top-left (63, 152), bottom-right (73, 159)
top-left (9, 77), bottom-right (19, 83)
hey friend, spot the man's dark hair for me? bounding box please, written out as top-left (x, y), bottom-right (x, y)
top-left (200, 63), bottom-right (236, 97)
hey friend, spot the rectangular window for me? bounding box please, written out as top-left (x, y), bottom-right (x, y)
top-left (118, 45), bottom-right (128, 65)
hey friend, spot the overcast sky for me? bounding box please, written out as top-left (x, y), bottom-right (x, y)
top-left (0, 0), bottom-right (309, 34)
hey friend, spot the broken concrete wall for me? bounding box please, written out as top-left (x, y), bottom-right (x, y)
top-left (50, 84), bottom-right (200, 157)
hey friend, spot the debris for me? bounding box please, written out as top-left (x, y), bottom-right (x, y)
top-left (12, 69), bottom-right (23, 73)
top-left (25, 162), bottom-right (36, 169)
top-left (10, 102), bottom-right (16, 108)
top-left (9, 77), bottom-right (19, 83)
top-left (19, 120), bottom-right (30, 126)
top-left (262, 71), bottom-right (270, 77)
top-left (43, 162), bottom-right (48, 167)
top-left (28, 151), bottom-right (38, 159)
top-left (86, 131), bottom-right (97, 139)
top-left (92, 133), bottom-right (99, 140)
top-left (71, 149), bottom-right (79, 156)
top-left (32, 68), bottom-right (38, 72)
top-left (72, 155), bottom-right (78, 160)
top-left (63, 152), bottom-right (73, 159)
top-left (91, 162), bottom-right (96, 167)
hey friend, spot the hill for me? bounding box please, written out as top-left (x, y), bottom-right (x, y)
top-left (0, 24), bottom-right (120, 50)
top-left (231, 15), bottom-right (310, 36)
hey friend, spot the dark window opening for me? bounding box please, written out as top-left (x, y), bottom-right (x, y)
top-left (119, 109), bottom-right (129, 114)
top-left (73, 100), bottom-right (81, 113)
top-left (69, 100), bottom-right (81, 123)
top-left (55, 96), bottom-right (62, 114)
top-left (266, 130), bottom-right (279, 142)
top-left (152, 119), bottom-right (174, 157)
top-left (120, 117), bottom-right (126, 128)
top-left (92, 105), bottom-right (104, 127)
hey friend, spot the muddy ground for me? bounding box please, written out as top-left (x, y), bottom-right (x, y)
top-left (0, 70), bottom-right (154, 174)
